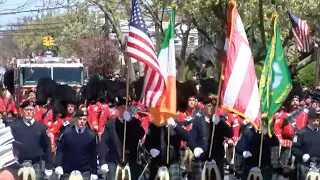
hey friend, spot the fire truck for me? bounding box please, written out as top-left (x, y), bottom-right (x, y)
top-left (14, 56), bottom-right (85, 103)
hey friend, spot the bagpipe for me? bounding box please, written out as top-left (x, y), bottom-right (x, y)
top-left (68, 170), bottom-right (84, 180)
top-left (18, 162), bottom-right (36, 180)
top-left (305, 157), bottom-right (320, 180)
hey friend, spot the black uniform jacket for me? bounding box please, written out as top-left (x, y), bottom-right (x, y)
top-left (10, 118), bottom-right (53, 169)
top-left (235, 128), bottom-right (279, 168)
top-left (55, 125), bottom-right (98, 174)
top-left (99, 117), bottom-right (145, 165)
top-left (189, 115), bottom-right (233, 162)
top-left (145, 123), bottom-right (189, 165)
top-left (292, 126), bottom-right (320, 164)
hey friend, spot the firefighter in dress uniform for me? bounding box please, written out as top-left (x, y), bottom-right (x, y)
top-left (189, 96), bottom-right (233, 179)
top-left (10, 100), bottom-right (53, 180)
top-left (54, 109), bottom-right (98, 180)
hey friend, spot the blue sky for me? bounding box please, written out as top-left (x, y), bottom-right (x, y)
top-left (0, 0), bottom-right (72, 29)
top-left (0, 0), bottom-right (43, 28)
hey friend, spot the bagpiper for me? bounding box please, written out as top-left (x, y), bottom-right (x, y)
top-left (189, 96), bottom-right (233, 179)
top-left (235, 125), bottom-right (281, 180)
top-left (99, 96), bottom-right (145, 179)
top-left (292, 107), bottom-right (320, 180)
top-left (273, 95), bottom-right (308, 178)
top-left (145, 116), bottom-right (190, 180)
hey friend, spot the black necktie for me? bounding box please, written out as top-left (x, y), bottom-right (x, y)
top-left (78, 129), bottom-right (82, 133)
top-left (27, 122), bottom-right (32, 126)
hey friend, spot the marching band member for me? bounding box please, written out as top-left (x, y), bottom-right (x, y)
top-left (55, 109), bottom-right (98, 180)
top-left (10, 100), bottom-right (53, 180)
top-left (50, 86), bottom-right (78, 139)
top-left (235, 125), bottom-right (281, 180)
top-left (189, 96), bottom-right (233, 179)
top-left (273, 96), bottom-right (308, 172)
top-left (0, 85), bottom-right (17, 119)
top-left (292, 108), bottom-right (320, 180)
top-left (99, 97), bottom-right (145, 179)
top-left (145, 117), bottom-right (190, 180)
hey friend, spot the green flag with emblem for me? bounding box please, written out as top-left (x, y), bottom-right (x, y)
top-left (259, 13), bottom-right (292, 137)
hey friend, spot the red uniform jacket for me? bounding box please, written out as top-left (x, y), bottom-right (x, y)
top-left (231, 115), bottom-right (243, 144)
top-left (109, 106), bottom-right (119, 119)
top-left (0, 97), bottom-right (17, 117)
top-left (273, 109), bottom-right (308, 147)
top-left (216, 107), bottom-right (234, 126)
top-left (50, 115), bottom-right (74, 136)
top-left (87, 104), bottom-right (98, 130)
top-left (42, 109), bottom-right (54, 129)
top-left (34, 105), bottom-right (46, 122)
top-left (138, 112), bottom-right (151, 134)
top-left (98, 103), bottom-right (111, 135)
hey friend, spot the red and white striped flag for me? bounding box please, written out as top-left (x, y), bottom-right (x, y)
top-left (220, 1), bottom-right (261, 129)
top-left (126, 0), bottom-right (166, 108)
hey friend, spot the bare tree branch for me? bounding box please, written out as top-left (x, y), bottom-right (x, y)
top-left (88, 0), bottom-right (123, 46)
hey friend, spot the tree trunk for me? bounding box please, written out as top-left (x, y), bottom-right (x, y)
top-left (177, 60), bottom-right (185, 81)
top-left (155, 22), bottom-right (161, 53)
top-left (315, 47), bottom-right (320, 86)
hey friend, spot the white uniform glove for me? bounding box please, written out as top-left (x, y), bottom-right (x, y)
top-left (123, 111), bottom-right (132, 122)
top-left (212, 114), bottom-right (220, 125)
top-left (90, 174), bottom-right (98, 180)
top-left (242, 151), bottom-right (252, 158)
top-left (303, 154), bottom-right (310, 162)
top-left (100, 164), bottom-right (109, 173)
top-left (44, 169), bottom-right (53, 178)
top-left (55, 166), bottom-right (64, 176)
top-left (150, 149), bottom-right (160, 158)
top-left (167, 117), bottom-right (177, 127)
top-left (193, 147), bottom-right (204, 158)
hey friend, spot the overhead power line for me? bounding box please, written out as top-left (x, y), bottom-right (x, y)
top-left (4, 22), bottom-right (65, 27)
top-left (0, 27), bottom-right (63, 33)
top-left (0, 5), bottom-right (75, 16)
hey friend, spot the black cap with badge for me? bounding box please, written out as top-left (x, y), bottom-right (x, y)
top-left (20, 100), bottom-right (36, 108)
top-left (74, 110), bottom-right (88, 117)
top-left (307, 108), bottom-right (319, 120)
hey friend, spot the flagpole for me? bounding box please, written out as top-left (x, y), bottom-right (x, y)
top-left (208, 63), bottom-right (224, 159)
top-left (122, 36), bottom-right (130, 164)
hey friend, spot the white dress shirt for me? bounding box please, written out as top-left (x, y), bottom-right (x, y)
top-left (23, 119), bottom-right (35, 126)
top-left (75, 126), bottom-right (86, 134)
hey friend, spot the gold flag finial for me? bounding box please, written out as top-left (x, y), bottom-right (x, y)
top-left (229, 0), bottom-right (236, 6)
top-left (272, 12), bottom-right (278, 19)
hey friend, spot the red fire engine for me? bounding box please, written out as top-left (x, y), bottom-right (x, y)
top-left (13, 56), bottom-right (85, 104)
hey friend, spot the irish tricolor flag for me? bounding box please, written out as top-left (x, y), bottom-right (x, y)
top-left (149, 9), bottom-right (177, 126)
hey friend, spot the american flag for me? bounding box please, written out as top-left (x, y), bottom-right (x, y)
top-left (288, 11), bottom-right (312, 52)
top-left (126, 0), bottom-right (165, 107)
top-left (220, 1), bottom-right (261, 129)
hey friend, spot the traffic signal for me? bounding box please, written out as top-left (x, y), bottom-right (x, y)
top-left (43, 36), bottom-right (54, 46)
top-left (49, 36), bottom-right (54, 46)
top-left (43, 36), bottom-right (49, 46)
